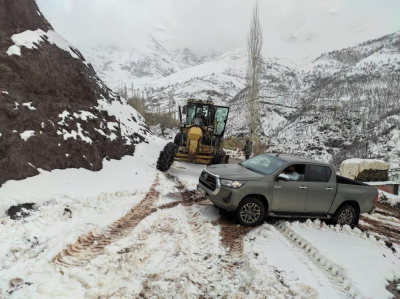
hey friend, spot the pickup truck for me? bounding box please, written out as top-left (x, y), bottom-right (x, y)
top-left (197, 153), bottom-right (378, 226)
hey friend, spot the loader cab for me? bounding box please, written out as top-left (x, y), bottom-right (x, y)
top-left (180, 99), bottom-right (229, 137)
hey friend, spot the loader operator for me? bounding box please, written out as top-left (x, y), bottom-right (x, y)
top-left (192, 110), bottom-right (206, 127)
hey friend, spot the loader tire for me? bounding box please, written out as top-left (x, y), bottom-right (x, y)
top-left (174, 133), bottom-right (183, 147)
top-left (156, 142), bottom-right (178, 171)
top-left (212, 149), bottom-right (226, 165)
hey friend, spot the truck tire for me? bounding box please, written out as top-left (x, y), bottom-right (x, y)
top-left (174, 133), bottom-right (183, 147)
top-left (212, 150), bottom-right (226, 165)
top-left (156, 142), bottom-right (178, 171)
top-left (236, 197), bottom-right (265, 226)
top-left (333, 205), bottom-right (357, 226)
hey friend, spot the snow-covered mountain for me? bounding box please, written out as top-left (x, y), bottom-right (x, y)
top-left (83, 28), bottom-right (210, 89)
top-left (272, 31), bottom-right (400, 169)
top-left (84, 29), bottom-right (400, 171)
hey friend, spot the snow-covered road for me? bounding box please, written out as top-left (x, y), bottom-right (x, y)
top-left (1, 138), bottom-right (400, 298)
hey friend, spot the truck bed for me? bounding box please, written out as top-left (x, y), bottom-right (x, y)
top-left (337, 175), bottom-right (369, 186)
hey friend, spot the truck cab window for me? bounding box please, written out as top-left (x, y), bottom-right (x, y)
top-left (280, 164), bottom-right (306, 181)
top-left (308, 165), bottom-right (331, 182)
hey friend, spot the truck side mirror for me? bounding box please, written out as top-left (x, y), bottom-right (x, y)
top-left (182, 106), bottom-right (187, 114)
top-left (277, 174), bottom-right (290, 181)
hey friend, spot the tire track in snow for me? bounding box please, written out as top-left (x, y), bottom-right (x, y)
top-left (53, 175), bottom-right (160, 266)
top-left (53, 173), bottom-right (210, 267)
top-left (359, 217), bottom-right (400, 245)
top-left (214, 218), bottom-right (253, 255)
top-left (276, 222), bottom-right (360, 299)
top-left (359, 202), bottom-right (400, 247)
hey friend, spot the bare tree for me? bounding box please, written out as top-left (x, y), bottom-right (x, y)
top-left (245, 1), bottom-right (263, 141)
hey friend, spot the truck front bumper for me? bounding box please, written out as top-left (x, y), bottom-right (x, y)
top-left (197, 182), bottom-right (245, 212)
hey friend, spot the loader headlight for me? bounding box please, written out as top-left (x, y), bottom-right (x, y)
top-left (221, 179), bottom-right (246, 189)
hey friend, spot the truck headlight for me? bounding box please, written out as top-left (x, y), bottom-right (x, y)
top-left (221, 179), bottom-right (246, 189)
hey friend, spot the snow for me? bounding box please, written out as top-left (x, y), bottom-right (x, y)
top-left (96, 96), bottom-right (148, 145)
top-left (73, 111), bottom-right (97, 121)
top-left (1, 136), bottom-right (400, 297)
top-left (0, 137), bottom-right (167, 217)
top-left (379, 190), bottom-right (400, 207)
top-left (7, 29), bottom-right (79, 59)
top-left (22, 102), bottom-right (37, 111)
top-left (59, 124), bottom-right (93, 144)
top-left (340, 158), bottom-right (390, 180)
top-left (20, 130), bottom-right (35, 141)
top-left (58, 110), bottom-right (71, 126)
top-left (1, 91), bottom-right (9, 95)
top-left (284, 220), bottom-right (400, 299)
top-left (6, 30), bottom-right (45, 56)
top-left (366, 181), bottom-right (398, 185)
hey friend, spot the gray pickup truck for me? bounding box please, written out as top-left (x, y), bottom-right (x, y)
top-left (197, 154), bottom-right (378, 226)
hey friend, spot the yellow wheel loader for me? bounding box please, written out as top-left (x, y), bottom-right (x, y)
top-left (156, 99), bottom-right (230, 171)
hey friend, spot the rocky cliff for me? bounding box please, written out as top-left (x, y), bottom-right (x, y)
top-left (0, 0), bottom-right (149, 186)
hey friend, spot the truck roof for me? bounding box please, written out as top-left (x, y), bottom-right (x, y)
top-left (265, 153), bottom-right (331, 166)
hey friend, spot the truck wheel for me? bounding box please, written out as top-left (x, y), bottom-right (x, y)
top-left (212, 150), bottom-right (226, 165)
top-left (236, 197), bottom-right (265, 226)
top-left (156, 142), bottom-right (178, 171)
top-left (333, 205), bottom-right (357, 226)
top-left (174, 133), bottom-right (182, 147)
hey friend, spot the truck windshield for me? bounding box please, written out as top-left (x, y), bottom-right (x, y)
top-left (240, 155), bottom-right (286, 175)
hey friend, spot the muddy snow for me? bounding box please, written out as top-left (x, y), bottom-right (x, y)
top-left (1, 138), bottom-right (400, 298)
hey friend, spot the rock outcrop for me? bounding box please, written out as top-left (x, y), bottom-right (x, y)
top-left (0, 0), bottom-right (149, 186)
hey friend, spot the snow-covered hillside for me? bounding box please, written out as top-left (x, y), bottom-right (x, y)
top-left (83, 28), bottom-right (210, 90)
top-left (272, 31), bottom-right (400, 168)
top-left (84, 29), bottom-right (400, 170)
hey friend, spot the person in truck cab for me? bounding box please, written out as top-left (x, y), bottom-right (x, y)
top-left (282, 165), bottom-right (299, 181)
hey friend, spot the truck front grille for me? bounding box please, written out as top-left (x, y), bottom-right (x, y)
top-left (199, 171), bottom-right (217, 191)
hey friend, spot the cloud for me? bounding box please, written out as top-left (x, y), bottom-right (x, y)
top-left (37, 0), bottom-right (400, 62)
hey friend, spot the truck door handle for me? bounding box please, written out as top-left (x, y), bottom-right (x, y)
top-left (326, 187), bottom-right (333, 190)
top-left (274, 186), bottom-right (282, 189)
top-left (299, 186), bottom-right (307, 189)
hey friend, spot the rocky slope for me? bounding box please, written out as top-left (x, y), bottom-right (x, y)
top-left (0, 0), bottom-right (149, 186)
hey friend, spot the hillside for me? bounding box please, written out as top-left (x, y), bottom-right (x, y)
top-left (0, 0), bottom-right (149, 186)
top-left (273, 31), bottom-right (400, 169)
top-left (84, 29), bottom-right (400, 172)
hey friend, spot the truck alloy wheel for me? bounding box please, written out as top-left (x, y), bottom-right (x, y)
top-left (335, 205), bottom-right (356, 226)
top-left (236, 197), bottom-right (265, 226)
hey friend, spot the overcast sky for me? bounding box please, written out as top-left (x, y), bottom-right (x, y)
top-left (37, 0), bottom-right (400, 63)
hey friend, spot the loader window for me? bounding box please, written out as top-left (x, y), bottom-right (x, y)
top-left (186, 105), bottom-right (210, 126)
top-left (214, 107), bottom-right (229, 136)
